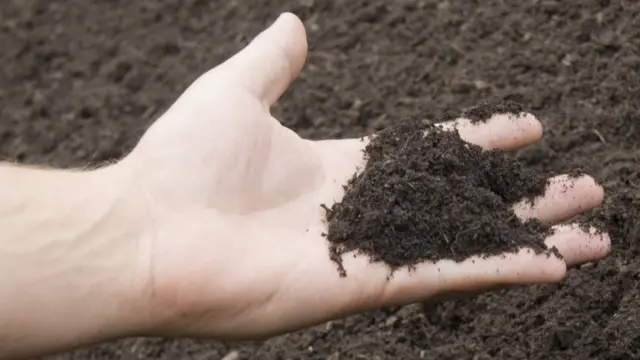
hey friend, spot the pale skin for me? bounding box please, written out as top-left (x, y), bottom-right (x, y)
top-left (0, 13), bottom-right (611, 360)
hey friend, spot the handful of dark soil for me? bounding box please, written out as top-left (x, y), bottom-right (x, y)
top-left (323, 103), bottom-right (558, 277)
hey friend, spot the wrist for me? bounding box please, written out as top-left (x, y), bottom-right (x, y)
top-left (0, 163), bottom-right (153, 359)
top-left (86, 162), bottom-right (156, 339)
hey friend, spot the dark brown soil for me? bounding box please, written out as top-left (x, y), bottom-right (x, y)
top-left (2, 1), bottom-right (639, 360)
top-left (324, 109), bottom-right (555, 277)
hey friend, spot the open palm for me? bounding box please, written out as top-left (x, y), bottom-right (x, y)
top-left (120, 13), bottom-right (610, 339)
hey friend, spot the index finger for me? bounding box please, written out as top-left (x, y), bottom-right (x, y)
top-left (316, 111), bottom-right (545, 169)
top-left (435, 112), bottom-right (543, 150)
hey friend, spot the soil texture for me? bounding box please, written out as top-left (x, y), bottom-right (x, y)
top-left (324, 107), bottom-right (554, 276)
top-left (1, 1), bottom-right (640, 359)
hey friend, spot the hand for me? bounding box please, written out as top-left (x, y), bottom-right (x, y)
top-left (117, 13), bottom-right (610, 340)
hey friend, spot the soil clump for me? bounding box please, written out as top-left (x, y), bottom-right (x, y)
top-left (323, 105), bottom-right (556, 276)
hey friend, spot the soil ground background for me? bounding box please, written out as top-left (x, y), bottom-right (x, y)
top-left (1, 0), bottom-right (639, 359)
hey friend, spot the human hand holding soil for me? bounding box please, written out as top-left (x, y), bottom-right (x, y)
top-left (0, 12), bottom-right (610, 360)
top-left (118, 12), bottom-right (609, 339)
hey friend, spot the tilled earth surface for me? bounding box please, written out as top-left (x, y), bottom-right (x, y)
top-left (1, 0), bottom-right (639, 359)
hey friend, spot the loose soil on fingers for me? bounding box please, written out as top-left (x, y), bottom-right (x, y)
top-left (2, 1), bottom-right (639, 359)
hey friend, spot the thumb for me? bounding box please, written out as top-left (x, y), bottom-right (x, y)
top-left (213, 12), bottom-right (308, 106)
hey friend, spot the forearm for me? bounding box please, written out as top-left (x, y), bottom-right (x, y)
top-left (0, 163), bottom-right (147, 359)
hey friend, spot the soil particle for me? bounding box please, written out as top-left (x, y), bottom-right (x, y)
top-left (323, 113), bottom-right (555, 276)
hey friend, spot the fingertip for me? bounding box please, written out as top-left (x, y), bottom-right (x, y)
top-left (525, 112), bottom-right (544, 143)
top-left (583, 224), bottom-right (612, 259)
top-left (545, 224), bottom-right (611, 267)
top-left (261, 12), bottom-right (308, 94)
top-left (272, 12), bottom-right (308, 71)
top-left (594, 230), bottom-right (611, 260)
top-left (489, 112), bottom-right (543, 147)
top-left (278, 12), bottom-right (307, 33)
top-left (513, 174), bottom-right (606, 224)
top-left (441, 111), bottom-right (544, 150)
top-left (560, 174), bottom-right (605, 209)
top-left (586, 176), bottom-right (605, 205)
